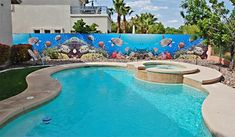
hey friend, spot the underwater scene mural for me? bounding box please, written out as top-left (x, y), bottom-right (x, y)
top-left (13, 34), bottom-right (203, 60)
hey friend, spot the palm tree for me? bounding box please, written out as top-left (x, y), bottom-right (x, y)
top-left (112, 0), bottom-right (125, 33)
top-left (142, 13), bottom-right (158, 33)
top-left (131, 13), bottom-right (158, 34)
top-left (108, 8), bottom-right (115, 16)
top-left (121, 5), bottom-right (133, 33)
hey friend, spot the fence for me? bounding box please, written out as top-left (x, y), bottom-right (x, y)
top-left (13, 33), bottom-right (203, 59)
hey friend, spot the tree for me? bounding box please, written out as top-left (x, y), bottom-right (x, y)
top-left (131, 13), bottom-right (158, 34)
top-left (89, 23), bottom-right (100, 33)
top-left (111, 22), bottom-right (117, 33)
top-left (112, 0), bottom-right (125, 33)
top-left (224, 4), bottom-right (235, 69)
top-left (180, 0), bottom-right (211, 25)
top-left (199, 0), bottom-right (234, 69)
top-left (148, 23), bottom-right (165, 34)
top-left (179, 24), bottom-right (200, 34)
top-left (108, 8), bottom-right (115, 16)
top-left (181, 0), bottom-right (235, 69)
top-left (121, 5), bottom-right (133, 33)
top-left (72, 19), bottom-right (100, 33)
top-left (225, 1), bottom-right (235, 68)
top-left (231, 0), bottom-right (235, 5)
top-left (165, 27), bottom-right (182, 34)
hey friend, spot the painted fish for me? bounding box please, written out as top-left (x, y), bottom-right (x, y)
top-left (160, 38), bottom-right (173, 47)
top-left (98, 41), bottom-right (105, 49)
top-left (88, 35), bottom-right (95, 41)
top-left (28, 37), bottom-right (40, 45)
top-left (125, 47), bottom-right (130, 52)
top-left (55, 35), bottom-right (61, 41)
top-left (153, 47), bottom-right (158, 53)
top-left (45, 41), bottom-right (51, 47)
top-left (178, 42), bottom-right (185, 49)
top-left (110, 38), bottom-right (123, 47)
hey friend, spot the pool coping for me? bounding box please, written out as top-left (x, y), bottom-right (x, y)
top-left (0, 61), bottom-right (234, 137)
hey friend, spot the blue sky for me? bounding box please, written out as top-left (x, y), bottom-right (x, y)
top-left (92, 0), bottom-right (234, 28)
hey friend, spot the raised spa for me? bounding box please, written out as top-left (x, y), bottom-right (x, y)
top-left (133, 62), bottom-right (198, 84)
top-left (0, 67), bottom-right (211, 137)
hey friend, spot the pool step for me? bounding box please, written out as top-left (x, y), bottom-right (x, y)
top-left (183, 65), bottom-right (222, 86)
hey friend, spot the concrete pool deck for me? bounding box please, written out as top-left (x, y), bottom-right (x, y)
top-left (0, 61), bottom-right (234, 137)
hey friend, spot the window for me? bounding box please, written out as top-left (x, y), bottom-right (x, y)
top-left (44, 30), bottom-right (51, 33)
top-left (34, 30), bottom-right (40, 33)
top-left (54, 30), bottom-right (61, 33)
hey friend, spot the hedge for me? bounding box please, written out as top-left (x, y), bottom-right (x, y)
top-left (10, 44), bottom-right (32, 64)
top-left (0, 44), bottom-right (11, 65)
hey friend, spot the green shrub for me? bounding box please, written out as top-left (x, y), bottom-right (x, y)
top-left (95, 48), bottom-right (109, 58)
top-left (44, 48), bottom-right (59, 59)
top-left (58, 53), bottom-right (69, 59)
top-left (174, 50), bottom-right (188, 59)
top-left (81, 53), bottom-right (106, 61)
top-left (0, 44), bottom-right (10, 65)
top-left (10, 44), bottom-right (32, 64)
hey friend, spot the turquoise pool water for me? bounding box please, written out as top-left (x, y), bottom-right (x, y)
top-left (0, 67), bottom-right (211, 137)
top-left (144, 64), bottom-right (182, 69)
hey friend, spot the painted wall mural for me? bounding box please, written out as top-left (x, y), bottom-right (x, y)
top-left (13, 34), bottom-right (203, 60)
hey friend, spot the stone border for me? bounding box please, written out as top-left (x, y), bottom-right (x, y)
top-left (0, 61), bottom-right (234, 137)
top-left (202, 83), bottom-right (235, 137)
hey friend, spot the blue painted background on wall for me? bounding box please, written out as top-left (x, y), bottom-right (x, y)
top-left (13, 33), bottom-right (202, 58)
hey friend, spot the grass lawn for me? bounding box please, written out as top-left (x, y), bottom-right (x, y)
top-left (0, 67), bottom-right (45, 101)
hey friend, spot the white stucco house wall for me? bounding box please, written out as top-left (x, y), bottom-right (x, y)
top-left (0, 0), bottom-right (21, 45)
top-left (11, 0), bottom-right (112, 33)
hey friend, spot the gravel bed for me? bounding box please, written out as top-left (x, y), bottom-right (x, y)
top-left (176, 59), bottom-right (235, 88)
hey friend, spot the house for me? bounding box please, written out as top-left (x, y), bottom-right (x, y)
top-left (11, 0), bottom-right (112, 34)
top-left (0, 0), bottom-right (21, 45)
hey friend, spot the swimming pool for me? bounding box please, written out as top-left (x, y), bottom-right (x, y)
top-left (0, 67), bottom-right (211, 137)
